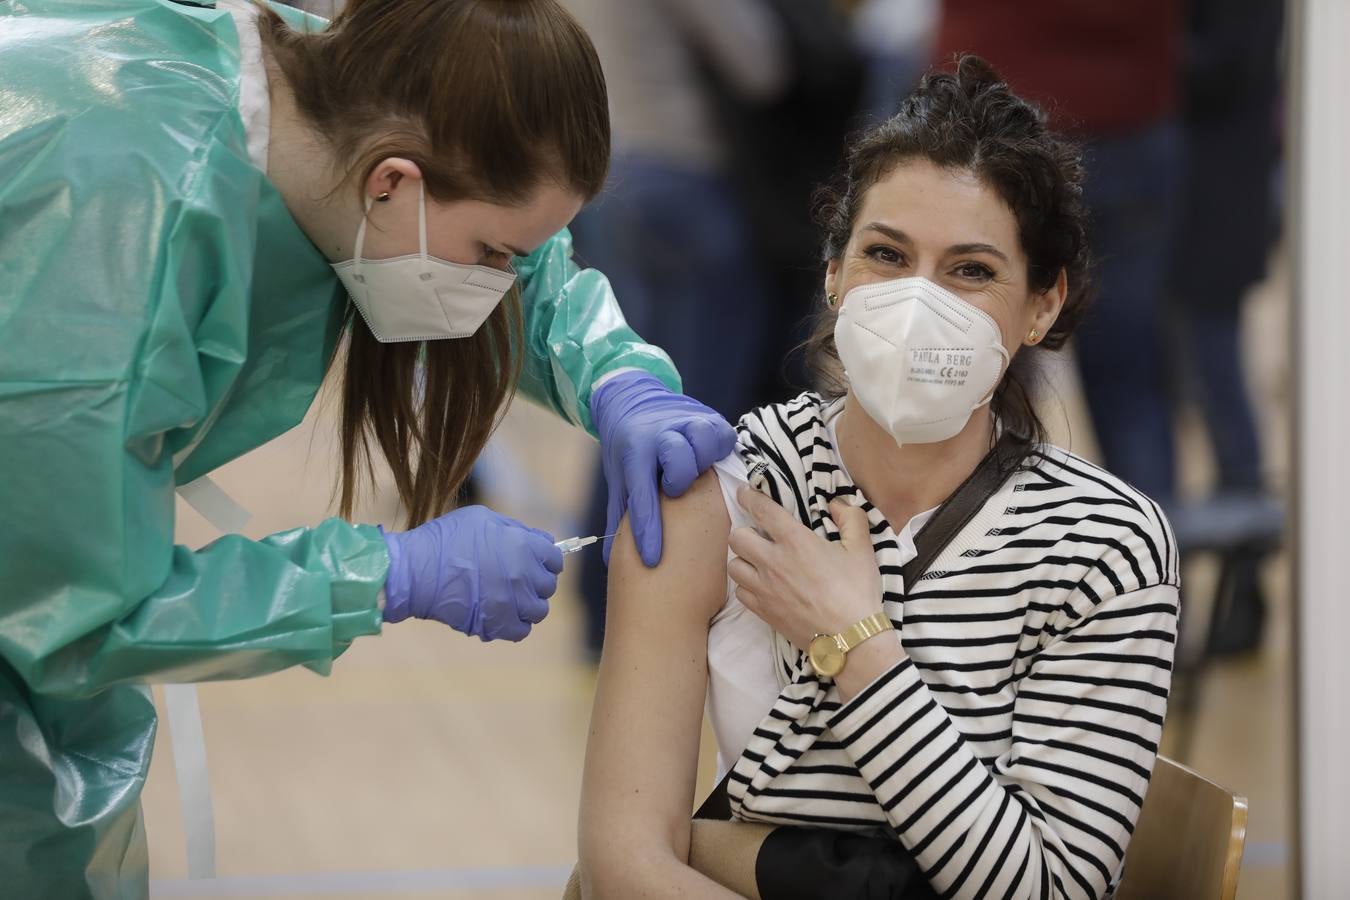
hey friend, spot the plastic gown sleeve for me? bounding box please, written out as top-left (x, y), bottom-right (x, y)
top-left (0, 83), bottom-right (385, 702)
top-left (512, 227), bottom-right (681, 435)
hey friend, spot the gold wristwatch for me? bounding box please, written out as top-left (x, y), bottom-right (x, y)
top-left (807, 612), bottom-right (895, 678)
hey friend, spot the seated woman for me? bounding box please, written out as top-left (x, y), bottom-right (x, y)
top-left (578, 57), bottom-right (1178, 900)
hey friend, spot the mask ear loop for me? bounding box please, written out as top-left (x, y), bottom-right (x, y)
top-left (972, 343), bottom-right (1011, 411)
top-left (417, 181), bottom-right (431, 276)
top-left (352, 195), bottom-right (374, 281)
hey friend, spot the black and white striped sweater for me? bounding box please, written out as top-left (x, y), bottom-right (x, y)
top-left (723, 394), bottom-right (1179, 900)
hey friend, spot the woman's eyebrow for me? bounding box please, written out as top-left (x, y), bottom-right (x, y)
top-left (948, 242), bottom-right (1010, 263)
top-left (862, 224), bottom-right (1010, 264)
top-left (860, 222), bottom-right (912, 244)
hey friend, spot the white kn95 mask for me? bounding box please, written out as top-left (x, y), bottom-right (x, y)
top-left (833, 276), bottom-right (1009, 446)
top-left (332, 183), bottom-right (516, 343)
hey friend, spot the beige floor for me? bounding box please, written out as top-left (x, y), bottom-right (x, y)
top-left (146, 259), bottom-right (1295, 899)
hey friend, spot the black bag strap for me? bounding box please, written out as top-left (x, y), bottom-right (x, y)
top-left (695, 432), bottom-right (1023, 821)
top-left (900, 430), bottom-right (1022, 590)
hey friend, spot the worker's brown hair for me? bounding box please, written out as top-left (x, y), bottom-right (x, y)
top-left (256, 0), bottom-right (610, 526)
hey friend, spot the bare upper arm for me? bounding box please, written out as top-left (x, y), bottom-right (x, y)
top-left (606, 469), bottom-right (731, 629)
top-left (577, 471), bottom-right (737, 898)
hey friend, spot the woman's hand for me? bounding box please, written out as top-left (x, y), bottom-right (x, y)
top-left (727, 487), bottom-right (884, 651)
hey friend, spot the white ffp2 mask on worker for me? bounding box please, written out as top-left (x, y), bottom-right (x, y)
top-left (833, 276), bottom-right (1009, 446)
top-left (332, 183), bottom-right (516, 343)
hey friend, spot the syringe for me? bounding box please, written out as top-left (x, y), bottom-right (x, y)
top-left (555, 534), bottom-right (614, 555)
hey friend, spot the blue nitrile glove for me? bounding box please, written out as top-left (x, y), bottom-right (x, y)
top-left (590, 371), bottom-right (737, 566)
top-left (381, 506), bottom-right (564, 642)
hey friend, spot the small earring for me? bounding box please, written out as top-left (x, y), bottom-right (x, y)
top-left (375, 192), bottom-right (391, 202)
top-left (1026, 328), bottom-right (1041, 344)
top-left (826, 292), bottom-right (839, 309)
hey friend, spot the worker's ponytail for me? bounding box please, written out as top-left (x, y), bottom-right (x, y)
top-left (255, 0), bottom-right (611, 525)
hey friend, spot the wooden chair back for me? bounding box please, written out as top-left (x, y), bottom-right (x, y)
top-left (1117, 755), bottom-right (1248, 900)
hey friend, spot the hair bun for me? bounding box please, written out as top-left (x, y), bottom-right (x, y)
top-left (953, 54), bottom-right (1005, 96)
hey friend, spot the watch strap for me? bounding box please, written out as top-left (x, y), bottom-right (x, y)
top-left (836, 611), bottom-right (895, 652)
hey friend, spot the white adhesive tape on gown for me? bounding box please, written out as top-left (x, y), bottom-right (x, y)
top-left (168, 474), bottom-right (253, 880)
top-left (177, 475), bottom-right (253, 536)
top-left (162, 684), bottom-right (218, 880)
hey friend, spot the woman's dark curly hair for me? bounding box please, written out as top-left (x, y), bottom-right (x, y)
top-left (806, 55), bottom-right (1092, 447)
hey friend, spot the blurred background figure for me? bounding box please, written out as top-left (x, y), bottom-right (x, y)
top-left (937, 0), bottom-right (1187, 507)
top-left (935, 0), bottom-right (1286, 657)
top-left (849, 0), bottom-right (940, 123)
top-left (563, 0), bottom-right (785, 425)
top-left (563, 0), bottom-right (864, 657)
top-left (1165, 0), bottom-right (1286, 654)
top-left (694, 2), bottom-right (865, 404)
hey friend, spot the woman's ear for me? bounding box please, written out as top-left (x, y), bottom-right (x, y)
top-left (363, 157), bottom-right (423, 204)
top-left (824, 258), bottom-right (841, 301)
top-left (1028, 268), bottom-right (1068, 342)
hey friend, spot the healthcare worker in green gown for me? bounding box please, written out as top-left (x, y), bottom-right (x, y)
top-left (0, 0), bottom-right (739, 896)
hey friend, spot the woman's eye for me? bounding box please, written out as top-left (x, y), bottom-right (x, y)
top-left (954, 261), bottom-right (995, 281)
top-left (863, 245), bottom-right (904, 265)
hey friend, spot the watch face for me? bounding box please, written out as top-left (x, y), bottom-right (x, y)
top-left (808, 634), bottom-right (845, 678)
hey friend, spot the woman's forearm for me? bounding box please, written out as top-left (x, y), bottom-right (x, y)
top-left (833, 630), bottom-right (907, 701)
top-left (581, 848), bottom-right (744, 900)
top-left (824, 586), bottom-right (1178, 899)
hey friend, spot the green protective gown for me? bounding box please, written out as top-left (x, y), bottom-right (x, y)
top-left (0, 1), bottom-right (680, 896)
